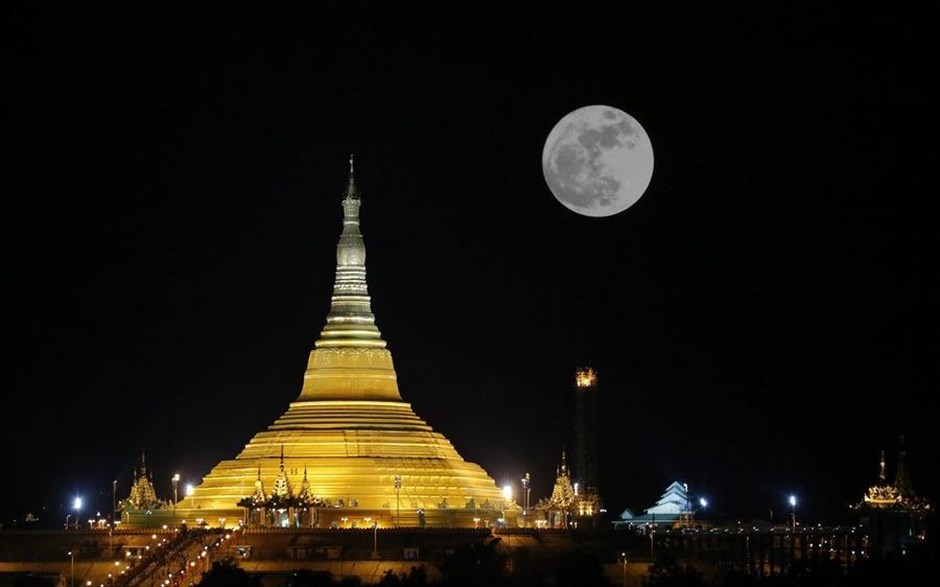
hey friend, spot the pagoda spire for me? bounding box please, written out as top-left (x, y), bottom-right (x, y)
top-left (272, 445), bottom-right (293, 498)
top-left (297, 157), bottom-right (402, 402)
top-left (878, 449), bottom-right (886, 484)
top-left (251, 466), bottom-right (266, 503)
top-left (297, 464), bottom-right (313, 503)
top-left (140, 450), bottom-right (147, 476)
top-left (343, 153), bottom-right (359, 200)
top-left (315, 155), bottom-right (385, 349)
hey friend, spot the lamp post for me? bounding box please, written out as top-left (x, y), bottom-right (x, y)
top-left (620, 552), bottom-right (628, 587)
top-left (394, 475), bottom-right (401, 527)
top-left (520, 473), bottom-right (530, 527)
top-left (365, 518), bottom-right (378, 559)
top-left (789, 494), bottom-right (797, 532)
top-left (112, 480), bottom-right (117, 522)
top-left (171, 473), bottom-right (180, 529)
top-left (502, 484), bottom-right (514, 573)
top-left (502, 484), bottom-right (513, 528)
top-left (67, 550), bottom-right (74, 587)
top-left (69, 496), bottom-right (83, 531)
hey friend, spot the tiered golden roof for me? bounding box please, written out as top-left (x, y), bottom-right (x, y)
top-left (858, 446), bottom-right (931, 512)
top-left (185, 158), bottom-right (508, 526)
top-left (124, 451), bottom-right (166, 512)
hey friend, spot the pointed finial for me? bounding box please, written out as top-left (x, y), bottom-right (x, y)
top-left (303, 464), bottom-right (308, 481)
top-left (257, 465), bottom-right (262, 481)
top-left (343, 153), bottom-right (360, 200)
top-left (879, 449), bottom-right (886, 483)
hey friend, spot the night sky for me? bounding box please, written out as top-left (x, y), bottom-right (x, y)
top-left (4, 5), bottom-right (938, 527)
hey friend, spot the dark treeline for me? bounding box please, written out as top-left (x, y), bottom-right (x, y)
top-left (192, 545), bottom-right (938, 587)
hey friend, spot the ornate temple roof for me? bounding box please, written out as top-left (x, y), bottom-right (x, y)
top-left (645, 481), bottom-right (692, 516)
top-left (124, 451), bottom-right (166, 512)
top-left (541, 449), bottom-right (575, 509)
top-left (271, 446), bottom-right (293, 499)
top-left (250, 466), bottom-right (266, 504)
top-left (857, 443), bottom-right (932, 512)
top-left (296, 465), bottom-right (313, 503)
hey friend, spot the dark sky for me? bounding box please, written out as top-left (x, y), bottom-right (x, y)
top-left (4, 5), bottom-right (938, 527)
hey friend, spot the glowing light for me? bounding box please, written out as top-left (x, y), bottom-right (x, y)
top-left (502, 484), bottom-right (513, 501)
top-left (699, 498), bottom-right (708, 508)
top-left (789, 495), bottom-right (797, 507)
top-left (186, 484), bottom-right (194, 496)
top-left (575, 367), bottom-right (597, 388)
top-left (73, 497), bottom-right (83, 511)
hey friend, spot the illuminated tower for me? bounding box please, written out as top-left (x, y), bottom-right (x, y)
top-left (572, 367), bottom-right (601, 524)
top-left (184, 157), bottom-right (509, 527)
top-left (573, 367), bottom-right (599, 496)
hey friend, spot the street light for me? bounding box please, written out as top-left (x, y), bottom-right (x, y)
top-left (66, 496), bottom-right (83, 530)
top-left (68, 550), bottom-right (74, 587)
top-left (789, 494), bottom-right (797, 531)
top-left (172, 474), bottom-right (180, 526)
top-left (394, 475), bottom-right (402, 527)
top-left (112, 480), bottom-right (117, 521)
top-left (520, 473), bottom-right (531, 527)
top-left (502, 484), bottom-right (513, 528)
top-left (620, 552), bottom-right (628, 587)
top-left (364, 518), bottom-right (378, 559)
top-left (502, 484), bottom-right (514, 572)
top-left (696, 497), bottom-right (708, 526)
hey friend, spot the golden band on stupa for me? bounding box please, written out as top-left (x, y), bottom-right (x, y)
top-left (183, 157), bottom-right (511, 527)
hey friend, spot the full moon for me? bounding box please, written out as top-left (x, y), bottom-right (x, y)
top-left (542, 105), bottom-right (654, 217)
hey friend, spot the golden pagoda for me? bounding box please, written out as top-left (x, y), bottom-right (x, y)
top-left (184, 157), bottom-right (510, 528)
top-left (122, 451), bottom-right (167, 513)
top-left (535, 449), bottom-right (575, 528)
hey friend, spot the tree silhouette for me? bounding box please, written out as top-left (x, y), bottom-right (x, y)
top-left (554, 549), bottom-right (607, 587)
top-left (285, 568), bottom-right (335, 587)
top-left (646, 552), bottom-right (704, 587)
top-left (199, 558), bottom-right (259, 587)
